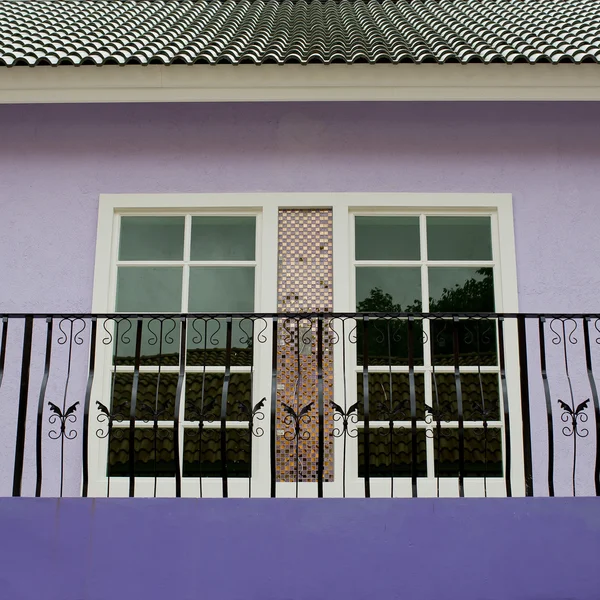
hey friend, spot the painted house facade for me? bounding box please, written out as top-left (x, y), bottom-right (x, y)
top-left (1, 1), bottom-right (600, 599)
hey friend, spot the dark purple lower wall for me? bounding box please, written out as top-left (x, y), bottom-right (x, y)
top-left (1, 499), bottom-right (599, 600)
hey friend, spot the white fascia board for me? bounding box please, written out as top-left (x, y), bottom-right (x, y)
top-left (0, 63), bottom-right (599, 103)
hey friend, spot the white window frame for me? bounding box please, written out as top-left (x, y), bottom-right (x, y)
top-left (91, 193), bottom-right (523, 498)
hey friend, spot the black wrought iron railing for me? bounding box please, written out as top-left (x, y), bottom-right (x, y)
top-left (0, 312), bottom-right (599, 498)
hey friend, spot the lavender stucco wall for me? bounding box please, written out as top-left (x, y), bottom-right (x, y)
top-left (0, 102), bottom-right (599, 313)
top-left (1, 102), bottom-right (600, 497)
top-left (1, 498), bottom-right (600, 600)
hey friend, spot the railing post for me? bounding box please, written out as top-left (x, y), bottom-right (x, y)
top-left (13, 315), bottom-right (34, 497)
top-left (517, 315), bottom-right (534, 496)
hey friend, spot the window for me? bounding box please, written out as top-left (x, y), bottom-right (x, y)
top-left (99, 212), bottom-right (260, 495)
top-left (351, 212), bottom-right (509, 496)
top-left (91, 194), bottom-right (520, 497)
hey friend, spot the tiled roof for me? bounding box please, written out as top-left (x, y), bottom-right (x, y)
top-left (1, 0), bottom-right (600, 67)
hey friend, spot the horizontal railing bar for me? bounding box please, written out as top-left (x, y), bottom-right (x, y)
top-left (353, 366), bottom-right (501, 373)
top-left (3, 312), bottom-right (600, 319)
top-left (361, 421), bottom-right (503, 429)
top-left (111, 421), bottom-right (251, 429)
top-left (112, 366), bottom-right (254, 373)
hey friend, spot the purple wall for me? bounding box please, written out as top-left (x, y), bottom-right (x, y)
top-left (1, 498), bottom-right (600, 600)
top-left (0, 102), bottom-right (599, 313)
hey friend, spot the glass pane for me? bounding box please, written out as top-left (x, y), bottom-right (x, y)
top-left (431, 318), bottom-right (498, 366)
top-left (187, 318), bottom-right (254, 367)
top-left (358, 429), bottom-right (427, 478)
top-left (110, 373), bottom-right (178, 421)
top-left (119, 217), bottom-right (185, 261)
top-left (191, 216), bottom-right (256, 261)
top-left (116, 267), bottom-right (182, 312)
top-left (357, 373), bottom-right (425, 420)
top-left (185, 373), bottom-right (252, 421)
top-left (428, 373), bottom-right (500, 421)
top-left (428, 267), bottom-right (494, 312)
top-left (108, 427), bottom-right (175, 477)
top-left (355, 318), bottom-right (424, 366)
top-left (183, 429), bottom-right (251, 478)
top-left (427, 216), bottom-right (492, 261)
top-left (112, 318), bottom-right (180, 366)
top-left (356, 267), bottom-right (422, 312)
top-left (189, 267), bottom-right (254, 312)
top-left (433, 428), bottom-right (503, 478)
top-left (355, 216), bottom-right (420, 261)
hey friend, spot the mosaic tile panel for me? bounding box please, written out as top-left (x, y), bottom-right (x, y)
top-left (276, 209), bottom-right (334, 483)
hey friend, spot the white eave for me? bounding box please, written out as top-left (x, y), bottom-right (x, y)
top-left (0, 64), bottom-right (599, 103)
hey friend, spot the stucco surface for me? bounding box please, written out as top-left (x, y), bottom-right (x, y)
top-left (1, 102), bottom-right (600, 497)
top-left (0, 102), bottom-right (599, 313)
top-left (1, 498), bottom-right (600, 600)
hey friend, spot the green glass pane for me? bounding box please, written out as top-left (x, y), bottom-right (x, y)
top-left (358, 429), bottom-right (427, 478)
top-left (427, 216), bottom-right (492, 261)
top-left (187, 318), bottom-right (253, 367)
top-left (185, 373), bottom-right (252, 421)
top-left (428, 373), bottom-right (500, 421)
top-left (110, 373), bottom-right (178, 421)
top-left (434, 428), bottom-right (503, 478)
top-left (183, 429), bottom-right (251, 478)
top-left (191, 216), bottom-right (256, 261)
top-left (119, 217), bottom-right (185, 261)
top-left (356, 267), bottom-right (422, 312)
top-left (431, 318), bottom-right (498, 366)
top-left (355, 318), bottom-right (424, 366)
top-left (428, 267), bottom-right (494, 312)
top-left (357, 373), bottom-right (426, 420)
top-left (112, 318), bottom-right (180, 366)
top-left (189, 267), bottom-right (254, 312)
top-left (108, 428), bottom-right (175, 477)
top-left (116, 267), bottom-right (182, 313)
top-left (355, 216), bottom-right (420, 260)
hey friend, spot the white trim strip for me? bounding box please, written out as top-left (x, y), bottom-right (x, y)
top-left (2, 64), bottom-right (600, 103)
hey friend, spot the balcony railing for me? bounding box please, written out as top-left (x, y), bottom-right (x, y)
top-left (0, 312), bottom-right (599, 498)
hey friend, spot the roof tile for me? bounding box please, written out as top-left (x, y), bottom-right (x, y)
top-left (0, 0), bottom-right (599, 67)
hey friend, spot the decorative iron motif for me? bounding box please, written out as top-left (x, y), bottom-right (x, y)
top-left (96, 400), bottom-right (126, 439)
top-left (238, 397), bottom-right (266, 437)
top-left (331, 401), bottom-right (358, 438)
top-left (559, 399), bottom-right (590, 439)
top-left (281, 401), bottom-right (314, 442)
top-left (48, 401), bottom-right (79, 440)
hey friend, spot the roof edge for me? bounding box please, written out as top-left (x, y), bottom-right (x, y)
top-left (1, 64), bottom-right (599, 104)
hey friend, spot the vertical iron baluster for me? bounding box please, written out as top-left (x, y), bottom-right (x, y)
top-left (538, 317), bottom-right (555, 497)
top-left (81, 317), bottom-right (97, 498)
top-left (386, 320), bottom-right (394, 498)
top-left (294, 317), bottom-right (301, 499)
top-left (13, 315), bottom-right (34, 497)
top-left (475, 320), bottom-right (489, 498)
top-left (152, 319), bottom-right (164, 498)
top-left (517, 315), bottom-right (534, 496)
top-left (35, 317), bottom-right (53, 497)
top-left (220, 317), bottom-right (233, 498)
top-left (246, 318), bottom-right (255, 498)
top-left (270, 316), bottom-right (278, 498)
top-left (556, 319), bottom-right (582, 497)
top-left (129, 318), bottom-right (143, 498)
top-left (452, 316), bottom-right (464, 497)
top-left (497, 317), bottom-right (512, 497)
top-left (583, 317), bottom-right (600, 496)
top-left (341, 319), bottom-right (348, 498)
top-left (408, 316), bottom-right (417, 498)
top-left (0, 316), bottom-right (8, 391)
top-left (362, 316), bottom-right (371, 498)
top-left (431, 359), bottom-right (442, 498)
top-left (317, 316), bottom-right (325, 498)
top-left (173, 316), bottom-right (186, 498)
